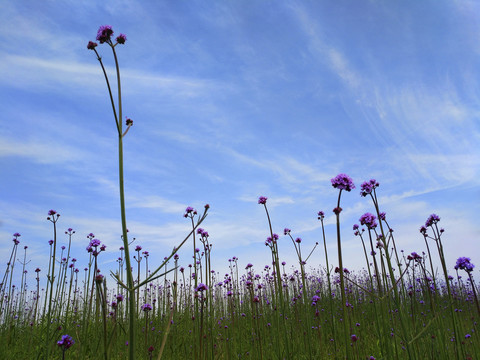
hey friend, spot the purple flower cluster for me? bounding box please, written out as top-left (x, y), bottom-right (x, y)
top-left (116, 33), bottom-right (127, 44)
top-left (197, 228), bottom-right (209, 237)
top-left (360, 179), bottom-right (379, 197)
top-left (258, 196), bottom-right (268, 205)
top-left (195, 283), bottom-right (209, 292)
top-left (265, 233), bottom-right (279, 246)
top-left (86, 238), bottom-right (106, 256)
top-left (57, 334), bottom-right (74, 350)
top-left (425, 214), bottom-right (440, 227)
top-left (407, 252), bottom-right (422, 261)
top-left (142, 303), bottom-right (153, 312)
top-left (184, 206), bottom-right (197, 218)
top-left (331, 174), bottom-right (355, 192)
top-left (359, 213), bottom-right (377, 229)
top-left (96, 25), bottom-right (114, 44)
top-left (455, 257), bottom-right (475, 273)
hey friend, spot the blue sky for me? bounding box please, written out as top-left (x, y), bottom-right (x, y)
top-left (1, 0), bottom-right (479, 285)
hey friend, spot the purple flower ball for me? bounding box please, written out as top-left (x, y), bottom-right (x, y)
top-left (359, 213), bottom-right (377, 229)
top-left (96, 25), bottom-right (114, 44)
top-left (258, 196), bottom-right (268, 204)
top-left (57, 334), bottom-right (74, 350)
top-left (331, 174), bottom-right (355, 192)
top-left (116, 33), bottom-right (127, 44)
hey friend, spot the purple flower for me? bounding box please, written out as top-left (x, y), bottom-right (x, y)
top-left (331, 174), bottom-right (355, 192)
top-left (425, 214), bottom-right (440, 227)
top-left (258, 196), bottom-right (268, 204)
top-left (317, 211), bottom-right (324, 220)
top-left (57, 334), bottom-right (75, 350)
top-left (125, 117), bottom-right (133, 126)
top-left (116, 294), bottom-right (124, 302)
top-left (351, 334), bottom-right (358, 342)
top-left (96, 25), bottom-right (114, 44)
top-left (360, 179), bottom-right (379, 197)
top-left (284, 228), bottom-right (291, 235)
top-left (48, 240), bottom-right (54, 246)
top-left (455, 257), bottom-right (475, 273)
top-left (48, 209), bottom-right (57, 216)
top-left (184, 206), bottom-right (197, 218)
top-left (407, 252), bottom-right (422, 261)
top-left (359, 213), bottom-right (377, 229)
top-left (197, 228), bottom-right (209, 237)
top-left (135, 245), bottom-right (142, 251)
top-left (90, 239), bottom-right (101, 247)
top-left (116, 33), bottom-right (127, 44)
top-left (295, 237), bottom-right (302, 243)
top-left (87, 41), bottom-right (98, 50)
top-left (142, 303), bottom-right (153, 312)
top-left (195, 283), bottom-right (208, 292)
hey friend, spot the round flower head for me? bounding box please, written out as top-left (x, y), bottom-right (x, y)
top-left (195, 283), bottom-right (209, 292)
top-left (258, 196), bottom-right (268, 204)
top-left (184, 206), bottom-right (197, 217)
top-left (425, 214), bottom-right (440, 227)
top-left (57, 334), bottom-right (75, 350)
top-left (96, 25), bottom-right (114, 44)
top-left (360, 179), bottom-right (379, 197)
top-left (455, 257), bottom-right (475, 273)
top-left (87, 41), bottom-right (98, 50)
top-left (142, 303), bottom-right (153, 311)
top-left (359, 213), bottom-right (377, 229)
top-left (331, 174), bottom-right (355, 192)
top-left (89, 238), bottom-right (101, 247)
top-left (125, 117), bottom-right (133, 126)
top-left (116, 33), bottom-right (127, 44)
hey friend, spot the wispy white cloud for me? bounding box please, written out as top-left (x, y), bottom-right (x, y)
top-left (129, 195), bottom-right (187, 214)
top-left (290, 3), bottom-right (362, 91)
top-left (0, 135), bottom-right (84, 164)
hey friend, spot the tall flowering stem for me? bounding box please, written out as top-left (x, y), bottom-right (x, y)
top-left (88, 26), bottom-right (137, 359)
top-left (330, 174), bottom-right (354, 359)
top-left (455, 257), bottom-right (480, 317)
top-left (258, 197), bottom-right (283, 306)
top-left (45, 210), bottom-right (60, 359)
